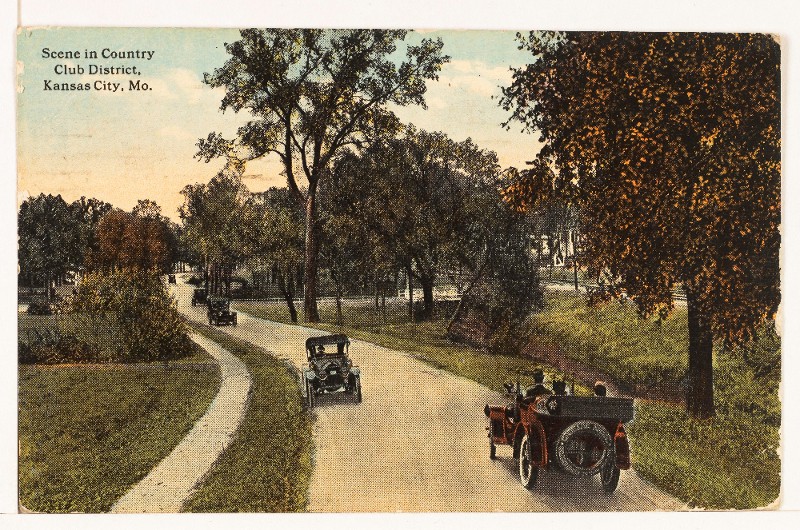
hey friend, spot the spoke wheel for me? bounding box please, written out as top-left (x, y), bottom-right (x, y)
top-left (601, 457), bottom-right (620, 493)
top-left (519, 433), bottom-right (538, 489)
top-left (306, 380), bottom-right (315, 408)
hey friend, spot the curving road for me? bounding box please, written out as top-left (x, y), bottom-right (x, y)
top-left (173, 277), bottom-right (685, 512)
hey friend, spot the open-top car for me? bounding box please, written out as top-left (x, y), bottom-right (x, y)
top-left (191, 287), bottom-right (207, 306)
top-left (484, 369), bottom-right (633, 493)
top-left (302, 334), bottom-right (361, 407)
top-left (207, 296), bottom-right (237, 326)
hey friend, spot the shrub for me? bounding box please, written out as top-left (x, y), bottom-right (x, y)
top-left (27, 299), bottom-right (53, 315)
top-left (456, 236), bottom-right (543, 355)
top-left (69, 270), bottom-right (194, 362)
top-left (19, 335), bottom-right (103, 364)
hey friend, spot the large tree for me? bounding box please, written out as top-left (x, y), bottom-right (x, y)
top-left (501, 32), bottom-right (780, 418)
top-left (18, 194), bottom-right (86, 299)
top-left (198, 29), bottom-right (449, 322)
top-left (92, 207), bottom-right (174, 274)
top-left (242, 188), bottom-right (306, 322)
top-left (330, 124), bottom-right (507, 320)
top-left (179, 172), bottom-right (250, 295)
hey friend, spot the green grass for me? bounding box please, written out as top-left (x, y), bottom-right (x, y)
top-left (234, 300), bottom-right (590, 395)
top-left (235, 296), bottom-right (780, 509)
top-left (529, 291), bottom-right (690, 392)
top-left (628, 402), bottom-right (780, 509)
top-left (18, 354), bottom-right (220, 513)
top-left (182, 323), bottom-right (312, 512)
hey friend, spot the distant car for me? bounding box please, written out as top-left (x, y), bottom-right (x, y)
top-left (191, 288), bottom-right (207, 306)
top-left (302, 334), bottom-right (361, 407)
top-left (168, 274), bottom-right (176, 284)
top-left (484, 370), bottom-right (633, 493)
top-left (207, 296), bottom-right (237, 326)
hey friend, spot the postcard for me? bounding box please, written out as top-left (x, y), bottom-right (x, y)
top-left (15, 27), bottom-right (781, 513)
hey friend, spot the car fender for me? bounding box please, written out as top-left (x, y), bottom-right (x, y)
top-left (527, 417), bottom-right (548, 467)
top-left (614, 422), bottom-right (631, 470)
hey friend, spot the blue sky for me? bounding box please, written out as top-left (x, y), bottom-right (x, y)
top-left (17, 28), bottom-right (541, 219)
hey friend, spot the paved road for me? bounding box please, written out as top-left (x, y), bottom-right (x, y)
top-left (173, 277), bottom-right (685, 512)
top-left (111, 332), bottom-right (252, 513)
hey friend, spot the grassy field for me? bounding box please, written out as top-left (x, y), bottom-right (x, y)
top-left (234, 294), bottom-right (781, 509)
top-left (182, 323), bottom-right (313, 512)
top-left (528, 292), bottom-right (689, 393)
top-left (18, 348), bottom-right (220, 513)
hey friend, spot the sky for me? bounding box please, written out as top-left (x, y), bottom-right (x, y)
top-left (17, 28), bottom-right (541, 221)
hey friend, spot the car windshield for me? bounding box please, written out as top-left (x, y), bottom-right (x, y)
top-left (311, 345), bottom-right (346, 356)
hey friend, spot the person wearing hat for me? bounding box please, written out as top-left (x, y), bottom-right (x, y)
top-left (525, 369), bottom-right (551, 398)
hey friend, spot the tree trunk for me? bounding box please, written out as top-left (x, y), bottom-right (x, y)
top-left (686, 287), bottom-right (715, 419)
top-left (336, 282), bottom-right (343, 326)
top-left (303, 193), bottom-right (320, 322)
top-left (277, 273), bottom-right (298, 323)
top-left (420, 275), bottom-right (435, 321)
top-left (571, 231), bottom-right (579, 291)
top-left (406, 266), bottom-right (414, 321)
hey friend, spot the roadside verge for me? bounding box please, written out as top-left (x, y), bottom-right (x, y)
top-left (110, 332), bottom-right (251, 513)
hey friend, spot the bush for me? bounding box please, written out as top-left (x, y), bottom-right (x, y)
top-left (27, 299), bottom-right (53, 315)
top-left (456, 238), bottom-right (543, 355)
top-left (69, 270), bottom-right (194, 362)
top-left (19, 334), bottom-right (103, 364)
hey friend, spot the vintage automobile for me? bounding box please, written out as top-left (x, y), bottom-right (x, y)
top-left (302, 334), bottom-right (361, 407)
top-left (191, 287), bottom-right (208, 306)
top-left (484, 370), bottom-right (633, 493)
top-left (207, 296), bottom-right (237, 326)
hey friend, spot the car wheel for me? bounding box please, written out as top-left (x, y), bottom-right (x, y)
top-left (519, 433), bottom-right (538, 489)
top-left (600, 458), bottom-right (620, 493)
top-left (554, 419), bottom-right (613, 477)
top-left (490, 436), bottom-right (497, 460)
top-left (355, 378), bottom-right (362, 403)
top-left (306, 380), bottom-right (315, 408)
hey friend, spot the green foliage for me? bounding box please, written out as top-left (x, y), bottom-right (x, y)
top-left (18, 358), bottom-right (220, 512)
top-left (199, 30), bottom-right (450, 321)
top-left (69, 270), bottom-right (194, 362)
top-left (18, 194), bottom-right (86, 291)
top-left (714, 323), bottom-right (780, 426)
top-left (628, 402), bottom-right (780, 509)
top-left (183, 324), bottom-right (312, 512)
top-left (530, 292), bottom-right (689, 390)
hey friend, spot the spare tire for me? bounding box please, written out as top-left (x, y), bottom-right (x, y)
top-left (553, 420), bottom-right (613, 477)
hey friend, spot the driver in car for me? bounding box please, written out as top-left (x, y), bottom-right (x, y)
top-left (525, 369), bottom-right (551, 398)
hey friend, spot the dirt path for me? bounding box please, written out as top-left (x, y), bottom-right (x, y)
top-left (174, 278), bottom-right (685, 512)
top-left (110, 332), bottom-right (252, 513)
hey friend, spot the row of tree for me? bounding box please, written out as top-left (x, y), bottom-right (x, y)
top-left (18, 194), bottom-right (182, 300)
top-left (180, 119), bottom-right (542, 331)
top-left (192, 29), bottom-right (780, 419)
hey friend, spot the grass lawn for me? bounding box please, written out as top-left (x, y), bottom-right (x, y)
top-left (182, 323), bottom-right (312, 512)
top-left (234, 295), bottom-right (780, 510)
top-left (529, 291), bottom-right (689, 393)
top-left (18, 346), bottom-right (220, 513)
